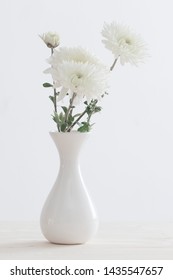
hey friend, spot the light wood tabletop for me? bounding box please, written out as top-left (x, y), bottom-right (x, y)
top-left (0, 222), bottom-right (173, 260)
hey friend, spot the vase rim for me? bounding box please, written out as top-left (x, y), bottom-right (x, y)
top-left (49, 130), bottom-right (91, 135)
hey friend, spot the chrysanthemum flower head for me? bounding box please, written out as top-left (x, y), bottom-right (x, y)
top-left (47, 47), bottom-right (109, 103)
top-left (40, 32), bottom-right (60, 48)
top-left (102, 22), bottom-right (147, 65)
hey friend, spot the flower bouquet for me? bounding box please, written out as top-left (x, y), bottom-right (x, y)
top-left (40, 22), bottom-right (147, 133)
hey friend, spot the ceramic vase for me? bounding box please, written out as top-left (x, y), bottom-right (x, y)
top-left (40, 131), bottom-right (98, 244)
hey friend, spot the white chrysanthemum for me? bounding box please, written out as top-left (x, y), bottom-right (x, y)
top-left (40, 32), bottom-right (60, 48)
top-left (102, 22), bottom-right (147, 65)
top-left (51, 61), bottom-right (109, 102)
top-left (45, 47), bottom-right (109, 102)
top-left (49, 46), bottom-right (102, 67)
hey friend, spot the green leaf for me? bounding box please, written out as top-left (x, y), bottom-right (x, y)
top-left (78, 126), bottom-right (87, 132)
top-left (68, 114), bottom-right (74, 123)
top-left (43, 82), bottom-right (53, 88)
top-left (94, 106), bottom-right (102, 113)
top-left (49, 95), bottom-right (55, 103)
top-left (60, 123), bottom-right (67, 132)
top-left (73, 113), bottom-right (81, 118)
top-left (59, 112), bottom-right (65, 122)
top-left (52, 112), bottom-right (59, 124)
top-left (61, 106), bottom-right (68, 114)
top-left (78, 122), bottom-right (90, 132)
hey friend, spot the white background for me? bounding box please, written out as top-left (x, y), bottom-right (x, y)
top-left (0, 0), bottom-right (173, 222)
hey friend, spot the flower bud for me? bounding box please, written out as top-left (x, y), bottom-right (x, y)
top-left (40, 32), bottom-right (60, 48)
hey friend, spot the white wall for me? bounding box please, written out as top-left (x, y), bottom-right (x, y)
top-left (0, 0), bottom-right (173, 222)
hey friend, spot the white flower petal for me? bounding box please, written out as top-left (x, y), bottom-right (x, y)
top-left (54, 81), bottom-right (61, 88)
top-left (40, 32), bottom-right (60, 48)
top-left (102, 22), bottom-right (147, 65)
top-left (57, 87), bottom-right (68, 101)
top-left (55, 61), bottom-right (109, 102)
top-left (44, 46), bottom-right (109, 102)
top-left (43, 68), bottom-right (51, 74)
top-left (51, 47), bottom-right (102, 65)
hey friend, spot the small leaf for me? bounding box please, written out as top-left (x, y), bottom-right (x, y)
top-left (94, 106), bottom-right (102, 113)
top-left (78, 122), bottom-right (90, 132)
top-left (43, 82), bottom-right (53, 88)
top-left (68, 114), bottom-right (74, 122)
top-left (60, 123), bottom-right (67, 132)
top-left (86, 106), bottom-right (92, 115)
top-left (59, 112), bottom-right (65, 122)
top-left (61, 106), bottom-right (68, 114)
top-left (49, 95), bottom-right (55, 103)
top-left (73, 113), bottom-right (81, 118)
top-left (78, 126), bottom-right (87, 132)
top-left (52, 112), bottom-right (59, 124)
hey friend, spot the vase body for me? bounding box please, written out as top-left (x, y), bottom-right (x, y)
top-left (40, 131), bottom-right (98, 244)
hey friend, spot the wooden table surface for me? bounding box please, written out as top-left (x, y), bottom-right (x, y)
top-left (0, 222), bottom-right (173, 260)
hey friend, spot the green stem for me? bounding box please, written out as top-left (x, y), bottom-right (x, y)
top-left (65, 92), bottom-right (76, 123)
top-left (56, 122), bottom-right (60, 132)
top-left (87, 113), bottom-right (92, 124)
top-left (51, 48), bottom-right (57, 113)
top-left (67, 109), bottom-right (87, 132)
top-left (53, 90), bottom-right (57, 113)
top-left (110, 57), bottom-right (118, 71)
top-left (87, 99), bottom-right (98, 124)
top-left (66, 99), bottom-right (98, 132)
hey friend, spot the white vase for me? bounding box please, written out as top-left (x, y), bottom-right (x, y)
top-left (40, 131), bottom-right (98, 244)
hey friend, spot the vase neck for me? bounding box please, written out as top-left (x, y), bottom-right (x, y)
top-left (50, 132), bottom-right (89, 161)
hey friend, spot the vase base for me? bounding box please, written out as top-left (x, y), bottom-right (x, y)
top-left (49, 241), bottom-right (85, 245)
top-left (40, 219), bottom-right (99, 245)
